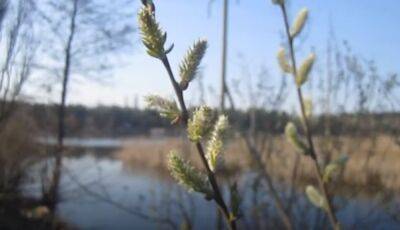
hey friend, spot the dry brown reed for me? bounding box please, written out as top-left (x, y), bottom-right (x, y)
top-left (116, 135), bottom-right (400, 193)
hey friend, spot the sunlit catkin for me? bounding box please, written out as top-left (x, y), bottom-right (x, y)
top-left (305, 185), bottom-right (328, 211)
top-left (277, 47), bottom-right (292, 74)
top-left (187, 106), bottom-right (212, 142)
top-left (179, 40), bottom-right (208, 90)
top-left (290, 8), bottom-right (308, 38)
top-left (296, 53), bottom-right (315, 87)
top-left (138, 7), bottom-right (173, 59)
top-left (206, 115), bottom-right (228, 172)
top-left (145, 95), bottom-right (179, 122)
top-left (323, 155), bottom-right (349, 183)
top-left (285, 122), bottom-right (308, 154)
top-left (168, 151), bottom-right (212, 197)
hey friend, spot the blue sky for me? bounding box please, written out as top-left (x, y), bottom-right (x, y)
top-left (26, 0), bottom-right (400, 110)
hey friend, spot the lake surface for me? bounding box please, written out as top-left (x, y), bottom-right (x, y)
top-left (24, 138), bottom-right (400, 229)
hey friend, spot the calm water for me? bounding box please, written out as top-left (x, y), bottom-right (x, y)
top-left (24, 138), bottom-right (400, 229)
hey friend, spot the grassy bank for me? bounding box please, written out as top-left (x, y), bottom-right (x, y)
top-left (116, 135), bottom-right (400, 194)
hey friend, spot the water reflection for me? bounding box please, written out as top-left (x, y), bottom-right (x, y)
top-left (23, 141), bottom-right (400, 229)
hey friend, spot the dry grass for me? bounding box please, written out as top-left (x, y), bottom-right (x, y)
top-left (116, 134), bottom-right (400, 193)
top-left (0, 110), bottom-right (39, 193)
top-left (116, 136), bottom-right (247, 174)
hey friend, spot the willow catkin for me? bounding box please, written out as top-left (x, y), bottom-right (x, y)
top-left (179, 40), bottom-right (208, 90)
top-left (290, 8), bottom-right (308, 38)
top-left (296, 53), bottom-right (315, 87)
top-left (206, 115), bottom-right (229, 172)
top-left (187, 106), bottom-right (213, 142)
top-left (277, 47), bottom-right (293, 74)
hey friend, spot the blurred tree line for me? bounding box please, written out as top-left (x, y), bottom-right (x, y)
top-left (10, 102), bottom-right (397, 138)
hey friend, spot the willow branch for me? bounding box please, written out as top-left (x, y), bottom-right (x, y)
top-left (279, 4), bottom-right (339, 229)
top-left (160, 56), bottom-right (237, 230)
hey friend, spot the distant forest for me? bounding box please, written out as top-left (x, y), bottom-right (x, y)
top-left (11, 102), bottom-right (397, 138)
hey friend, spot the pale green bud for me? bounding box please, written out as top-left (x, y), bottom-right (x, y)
top-left (138, 7), bottom-right (173, 59)
top-left (168, 151), bottom-right (213, 197)
top-left (206, 115), bottom-right (229, 172)
top-left (296, 53), bottom-right (315, 87)
top-left (187, 106), bottom-right (213, 142)
top-left (285, 122), bottom-right (309, 155)
top-left (277, 47), bottom-right (292, 74)
top-left (179, 40), bottom-right (208, 90)
top-left (290, 8), bottom-right (308, 38)
top-left (323, 154), bottom-right (349, 183)
top-left (305, 185), bottom-right (328, 211)
top-left (304, 98), bottom-right (313, 119)
top-left (145, 95), bottom-right (180, 122)
top-left (323, 164), bottom-right (339, 183)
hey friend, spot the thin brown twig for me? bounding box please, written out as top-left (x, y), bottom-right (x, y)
top-left (242, 136), bottom-right (293, 229)
top-left (227, 81), bottom-right (293, 229)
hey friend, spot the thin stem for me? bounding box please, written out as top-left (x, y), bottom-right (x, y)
top-left (242, 136), bottom-right (293, 230)
top-left (161, 57), bottom-right (237, 230)
top-left (160, 58), bottom-right (189, 124)
top-left (279, 4), bottom-right (339, 229)
top-left (220, 0), bottom-right (229, 111)
top-left (228, 96), bottom-right (292, 229)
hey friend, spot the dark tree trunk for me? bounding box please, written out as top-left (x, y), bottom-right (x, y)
top-left (43, 0), bottom-right (78, 213)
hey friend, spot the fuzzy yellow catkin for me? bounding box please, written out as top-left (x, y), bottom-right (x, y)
top-left (168, 151), bottom-right (212, 196)
top-left (145, 95), bottom-right (179, 121)
top-left (290, 8), bottom-right (308, 38)
top-left (296, 53), bottom-right (315, 87)
top-left (323, 155), bottom-right (349, 182)
top-left (285, 122), bottom-right (308, 154)
top-left (206, 115), bottom-right (228, 172)
top-left (305, 185), bottom-right (328, 211)
top-left (179, 40), bottom-right (208, 90)
top-left (323, 164), bottom-right (339, 183)
top-left (187, 106), bottom-right (212, 142)
top-left (304, 98), bottom-right (313, 119)
top-left (277, 47), bottom-right (292, 73)
top-left (138, 7), bottom-right (173, 59)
